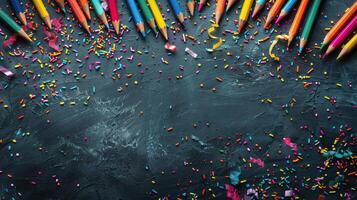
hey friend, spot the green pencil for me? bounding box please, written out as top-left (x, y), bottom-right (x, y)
top-left (0, 9), bottom-right (32, 42)
top-left (137, 0), bottom-right (158, 33)
top-left (299, 0), bottom-right (322, 53)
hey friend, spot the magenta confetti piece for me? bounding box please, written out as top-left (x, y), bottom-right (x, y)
top-left (185, 47), bottom-right (198, 58)
top-left (283, 137), bottom-right (298, 152)
top-left (246, 188), bottom-right (258, 198)
top-left (249, 157), bottom-right (265, 167)
top-left (225, 184), bottom-right (240, 200)
top-left (0, 66), bottom-right (15, 78)
top-left (285, 190), bottom-right (294, 197)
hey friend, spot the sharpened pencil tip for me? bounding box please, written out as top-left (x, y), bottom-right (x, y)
top-left (298, 47), bottom-right (303, 54)
top-left (140, 31), bottom-right (146, 37)
top-left (275, 16), bottom-right (283, 24)
top-left (320, 43), bottom-right (326, 50)
top-left (198, 4), bottom-right (204, 12)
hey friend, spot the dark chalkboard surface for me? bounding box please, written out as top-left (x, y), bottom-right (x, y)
top-left (0, 0), bottom-right (356, 199)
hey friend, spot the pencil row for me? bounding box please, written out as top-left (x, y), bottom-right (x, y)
top-left (1, 1), bottom-right (356, 59)
top-left (206, 0), bottom-right (356, 59)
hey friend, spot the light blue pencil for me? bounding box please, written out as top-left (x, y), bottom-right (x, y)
top-left (168, 0), bottom-right (185, 24)
top-left (276, 0), bottom-right (299, 23)
top-left (126, 0), bottom-right (146, 37)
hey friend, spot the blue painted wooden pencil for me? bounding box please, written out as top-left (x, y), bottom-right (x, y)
top-left (168, 0), bottom-right (185, 24)
top-left (9, 0), bottom-right (27, 25)
top-left (126, 0), bottom-right (146, 37)
top-left (276, 0), bottom-right (299, 23)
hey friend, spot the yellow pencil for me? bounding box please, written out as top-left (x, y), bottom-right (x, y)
top-left (237, 0), bottom-right (254, 33)
top-left (32, 0), bottom-right (51, 29)
top-left (337, 33), bottom-right (357, 60)
top-left (147, 0), bottom-right (168, 40)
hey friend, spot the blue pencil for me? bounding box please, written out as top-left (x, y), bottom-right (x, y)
top-left (9, 0), bottom-right (27, 25)
top-left (276, 0), bottom-right (299, 23)
top-left (168, 0), bottom-right (185, 24)
top-left (126, 0), bottom-right (146, 37)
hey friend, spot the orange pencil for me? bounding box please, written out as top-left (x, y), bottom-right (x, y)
top-left (68, 0), bottom-right (90, 33)
top-left (321, 1), bottom-right (357, 49)
top-left (215, 0), bottom-right (226, 24)
top-left (264, 0), bottom-right (286, 29)
top-left (79, 0), bottom-right (91, 20)
top-left (287, 0), bottom-right (309, 46)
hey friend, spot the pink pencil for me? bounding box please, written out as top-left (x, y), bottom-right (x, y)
top-left (108, 0), bottom-right (120, 34)
top-left (323, 15), bottom-right (357, 58)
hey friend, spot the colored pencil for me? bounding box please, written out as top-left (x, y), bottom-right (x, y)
top-left (264, 0), bottom-right (286, 29)
top-left (299, 0), bottom-right (321, 53)
top-left (337, 33), bottom-right (357, 60)
top-left (9, 0), bottom-right (27, 25)
top-left (68, 0), bottom-right (90, 33)
top-left (321, 1), bottom-right (357, 49)
top-left (148, 0), bottom-right (168, 40)
top-left (187, 0), bottom-right (195, 16)
top-left (226, 0), bottom-right (238, 12)
top-left (90, 0), bottom-right (109, 28)
top-left (276, 0), bottom-right (298, 23)
top-left (55, 0), bottom-right (66, 13)
top-left (238, 0), bottom-right (254, 33)
top-left (252, 0), bottom-right (266, 18)
top-left (137, 0), bottom-right (157, 33)
top-left (215, 0), bottom-right (226, 24)
top-left (168, 0), bottom-right (185, 24)
top-left (198, 0), bottom-right (208, 12)
top-left (108, 0), bottom-right (120, 34)
top-left (32, 0), bottom-right (52, 29)
top-left (287, 0), bottom-right (309, 46)
top-left (0, 9), bottom-right (32, 42)
top-left (323, 15), bottom-right (357, 58)
top-left (79, 0), bottom-right (91, 20)
top-left (126, 0), bottom-right (146, 37)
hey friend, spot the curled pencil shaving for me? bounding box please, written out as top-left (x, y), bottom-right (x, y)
top-left (229, 168), bottom-right (241, 185)
top-left (249, 157), bottom-right (264, 168)
top-left (52, 18), bottom-right (63, 32)
top-left (207, 23), bottom-right (223, 52)
top-left (3, 22), bottom-right (35, 48)
top-left (269, 34), bottom-right (289, 61)
top-left (43, 27), bottom-right (61, 52)
top-left (283, 137), bottom-right (298, 152)
top-left (323, 150), bottom-right (352, 159)
top-left (225, 184), bottom-right (240, 200)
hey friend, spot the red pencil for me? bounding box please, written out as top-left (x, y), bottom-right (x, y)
top-left (108, 0), bottom-right (120, 34)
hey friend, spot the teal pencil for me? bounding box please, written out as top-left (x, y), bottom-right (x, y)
top-left (90, 0), bottom-right (109, 28)
top-left (299, 0), bottom-right (321, 53)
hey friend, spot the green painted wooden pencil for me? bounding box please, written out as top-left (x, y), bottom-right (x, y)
top-left (299, 0), bottom-right (322, 53)
top-left (137, 0), bottom-right (158, 33)
top-left (0, 9), bottom-right (32, 42)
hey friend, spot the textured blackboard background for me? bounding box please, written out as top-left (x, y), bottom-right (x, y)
top-left (0, 0), bottom-right (356, 199)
